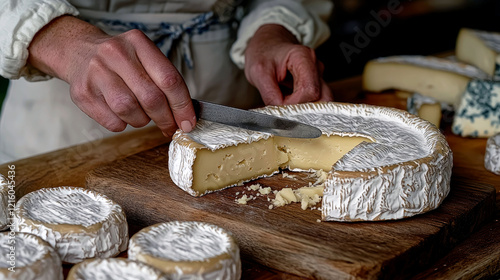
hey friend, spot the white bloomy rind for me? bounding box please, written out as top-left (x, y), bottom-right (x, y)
top-left (0, 174), bottom-right (9, 231)
top-left (67, 258), bottom-right (168, 280)
top-left (169, 102), bottom-right (453, 222)
top-left (485, 133), bottom-right (500, 175)
top-left (0, 232), bottom-right (63, 280)
top-left (14, 186), bottom-right (129, 263)
top-left (128, 221), bottom-right (241, 280)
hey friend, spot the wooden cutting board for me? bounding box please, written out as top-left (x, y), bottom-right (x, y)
top-left (86, 143), bottom-right (495, 280)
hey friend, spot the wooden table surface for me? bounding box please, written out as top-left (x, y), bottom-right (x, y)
top-left (1, 77), bottom-right (499, 279)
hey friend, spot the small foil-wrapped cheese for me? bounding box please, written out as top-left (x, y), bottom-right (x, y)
top-left (14, 186), bottom-right (128, 263)
top-left (0, 232), bottom-right (63, 280)
top-left (128, 221), bottom-right (241, 280)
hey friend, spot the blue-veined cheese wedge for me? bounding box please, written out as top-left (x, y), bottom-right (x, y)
top-left (452, 79), bottom-right (500, 138)
top-left (456, 28), bottom-right (500, 79)
top-left (169, 102), bottom-right (453, 221)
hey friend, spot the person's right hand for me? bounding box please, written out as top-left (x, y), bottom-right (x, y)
top-left (28, 16), bottom-right (196, 138)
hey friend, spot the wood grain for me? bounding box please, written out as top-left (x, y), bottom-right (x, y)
top-left (86, 143), bottom-right (496, 280)
top-left (2, 86), bottom-right (499, 279)
top-left (410, 216), bottom-right (500, 280)
top-left (0, 126), bottom-right (167, 199)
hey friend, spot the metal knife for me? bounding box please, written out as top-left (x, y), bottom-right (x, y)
top-left (192, 99), bottom-right (322, 139)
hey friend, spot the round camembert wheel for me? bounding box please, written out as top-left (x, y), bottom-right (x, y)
top-left (128, 221), bottom-right (241, 279)
top-left (67, 258), bottom-right (168, 280)
top-left (14, 186), bottom-right (128, 263)
top-left (169, 102), bottom-right (453, 221)
top-left (0, 232), bottom-right (63, 280)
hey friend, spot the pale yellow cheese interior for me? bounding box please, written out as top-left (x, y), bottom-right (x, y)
top-left (417, 103), bottom-right (442, 128)
top-left (362, 60), bottom-right (470, 105)
top-left (456, 28), bottom-right (497, 76)
top-left (191, 135), bottom-right (371, 194)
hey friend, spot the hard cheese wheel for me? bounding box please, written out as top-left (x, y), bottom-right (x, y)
top-left (14, 186), bottom-right (128, 263)
top-left (128, 221), bottom-right (241, 279)
top-left (0, 175), bottom-right (9, 231)
top-left (0, 232), bottom-right (63, 280)
top-left (485, 133), bottom-right (500, 175)
top-left (169, 102), bottom-right (453, 221)
top-left (456, 28), bottom-right (500, 78)
top-left (362, 55), bottom-right (489, 106)
top-left (67, 258), bottom-right (168, 280)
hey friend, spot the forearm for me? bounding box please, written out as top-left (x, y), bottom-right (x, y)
top-left (0, 0), bottom-right (78, 80)
top-left (28, 15), bottom-right (108, 83)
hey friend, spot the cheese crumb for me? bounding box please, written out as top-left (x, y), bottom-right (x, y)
top-left (236, 194), bottom-right (251, 205)
top-left (269, 170), bottom-right (327, 210)
top-left (259, 187), bottom-right (271, 195)
top-left (249, 184), bottom-right (261, 191)
top-left (272, 188), bottom-right (298, 207)
top-left (282, 172), bottom-right (297, 180)
top-left (296, 187), bottom-right (323, 210)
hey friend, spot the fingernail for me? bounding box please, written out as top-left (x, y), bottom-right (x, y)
top-left (181, 120), bottom-right (193, 133)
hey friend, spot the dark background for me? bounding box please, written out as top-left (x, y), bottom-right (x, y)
top-left (317, 0), bottom-right (500, 82)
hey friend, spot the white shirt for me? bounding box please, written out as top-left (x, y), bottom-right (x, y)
top-left (0, 0), bottom-right (332, 163)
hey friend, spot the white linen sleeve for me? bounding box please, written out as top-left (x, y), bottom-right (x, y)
top-left (230, 0), bottom-right (333, 69)
top-left (0, 0), bottom-right (79, 81)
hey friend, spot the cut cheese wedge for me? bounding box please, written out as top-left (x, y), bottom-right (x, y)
top-left (67, 258), bottom-right (168, 280)
top-left (362, 55), bottom-right (490, 106)
top-left (128, 221), bottom-right (241, 279)
top-left (456, 28), bottom-right (500, 78)
top-left (407, 93), bottom-right (443, 128)
top-left (485, 133), bottom-right (500, 175)
top-left (169, 102), bottom-right (453, 221)
top-left (0, 232), bottom-right (63, 280)
top-left (14, 186), bottom-right (128, 263)
top-left (0, 174), bottom-right (9, 231)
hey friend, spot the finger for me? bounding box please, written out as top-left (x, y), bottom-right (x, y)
top-left (108, 49), bottom-right (178, 136)
top-left (246, 63), bottom-right (284, 105)
top-left (283, 50), bottom-right (321, 104)
top-left (71, 87), bottom-right (127, 132)
top-left (130, 75), bottom-right (178, 136)
top-left (130, 30), bottom-right (196, 133)
top-left (94, 66), bottom-right (151, 128)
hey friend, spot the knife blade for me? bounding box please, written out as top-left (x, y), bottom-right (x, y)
top-left (191, 99), bottom-right (322, 139)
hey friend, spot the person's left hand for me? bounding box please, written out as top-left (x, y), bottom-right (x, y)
top-left (244, 24), bottom-right (333, 106)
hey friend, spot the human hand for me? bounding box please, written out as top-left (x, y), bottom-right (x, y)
top-left (28, 16), bottom-right (196, 138)
top-left (244, 24), bottom-right (333, 106)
